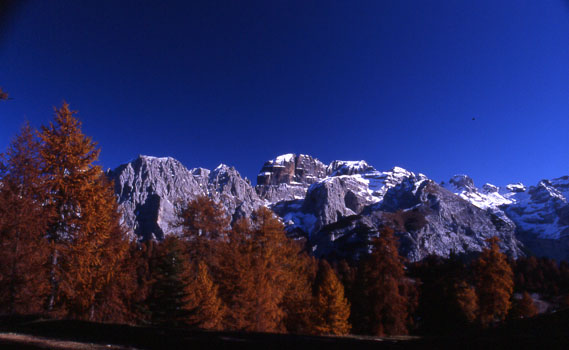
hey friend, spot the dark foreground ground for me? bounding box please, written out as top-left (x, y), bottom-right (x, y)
top-left (1, 310), bottom-right (569, 350)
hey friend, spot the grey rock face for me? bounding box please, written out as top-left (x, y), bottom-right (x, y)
top-left (257, 153), bottom-right (326, 186)
top-left (109, 156), bottom-right (205, 240)
top-left (304, 174), bottom-right (522, 262)
top-left (276, 161), bottom-right (521, 262)
top-left (208, 164), bottom-right (265, 221)
top-left (447, 174), bottom-right (476, 192)
top-left (442, 174), bottom-right (569, 261)
top-left (502, 177), bottom-right (569, 261)
top-left (388, 181), bottom-right (521, 261)
top-left (256, 154), bottom-right (327, 203)
top-left (301, 176), bottom-right (377, 233)
top-left (326, 160), bottom-right (376, 176)
top-left (110, 156), bottom-right (264, 241)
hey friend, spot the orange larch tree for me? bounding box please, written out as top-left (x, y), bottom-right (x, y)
top-left (177, 195), bottom-right (229, 268)
top-left (511, 291), bottom-right (538, 319)
top-left (0, 123), bottom-right (51, 314)
top-left (453, 280), bottom-right (479, 323)
top-left (472, 236), bottom-right (514, 327)
top-left (184, 260), bottom-right (225, 330)
top-left (39, 103), bottom-right (130, 319)
top-left (311, 260), bottom-right (351, 335)
top-left (215, 207), bottom-right (312, 333)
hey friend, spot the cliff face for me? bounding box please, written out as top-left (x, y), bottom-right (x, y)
top-left (256, 154), bottom-right (327, 203)
top-left (109, 155), bottom-right (263, 241)
top-left (109, 153), bottom-right (569, 262)
top-left (443, 174), bottom-right (569, 262)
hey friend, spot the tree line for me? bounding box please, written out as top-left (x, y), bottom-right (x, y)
top-left (1, 103), bottom-right (567, 336)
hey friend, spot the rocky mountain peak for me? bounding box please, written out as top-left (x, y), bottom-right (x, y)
top-left (482, 183), bottom-right (499, 194)
top-left (255, 153), bottom-right (327, 203)
top-left (256, 153), bottom-right (326, 187)
top-left (327, 160), bottom-right (376, 176)
top-left (447, 174), bottom-right (476, 192)
top-left (505, 183), bottom-right (526, 193)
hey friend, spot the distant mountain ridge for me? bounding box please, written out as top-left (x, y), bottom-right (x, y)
top-left (108, 154), bottom-right (569, 262)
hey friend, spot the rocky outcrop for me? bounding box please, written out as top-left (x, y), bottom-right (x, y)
top-left (256, 154), bottom-right (327, 203)
top-left (442, 174), bottom-right (569, 261)
top-left (109, 155), bottom-right (263, 241)
top-left (384, 181), bottom-right (521, 261)
top-left (109, 156), bottom-right (205, 240)
top-left (503, 178), bottom-right (569, 261)
top-left (207, 164), bottom-right (265, 220)
top-left (301, 170), bottom-right (521, 262)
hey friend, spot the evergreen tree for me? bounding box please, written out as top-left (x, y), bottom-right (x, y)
top-left (473, 236), bottom-right (514, 327)
top-left (410, 255), bottom-right (478, 333)
top-left (353, 227), bottom-right (413, 336)
top-left (0, 123), bottom-right (50, 314)
top-left (311, 260), bottom-right (351, 335)
top-left (39, 103), bottom-right (129, 319)
top-left (146, 236), bottom-right (193, 327)
top-left (130, 240), bottom-right (158, 324)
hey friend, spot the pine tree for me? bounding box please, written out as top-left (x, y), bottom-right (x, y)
top-left (146, 236), bottom-right (193, 327)
top-left (0, 123), bottom-right (50, 314)
top-left (353, 227), bottom-right (413, 336)
top-left (311, 260), bottom-right (351, 335)
top-left (473, 236), bottom-right (514, 327)
top-left (39, 103), bottom-right (129, 319)
top-left (409, 255), bottom-right (478, 334)
top-left (129, 240), bottom-right (158, 324)
top-left (184, 261), bottom-right (225, 330)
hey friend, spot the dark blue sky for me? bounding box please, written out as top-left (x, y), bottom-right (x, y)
top-left (1, 1), bottom-right (568, 187)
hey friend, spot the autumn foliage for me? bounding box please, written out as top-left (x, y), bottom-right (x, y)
top-left (0, 124), bottom-right (50, 314)
top-left (352, 227), bottom-right (415, 336)
top-left (473, 237), bottom-right (514, 327)
top-left (0, 104), bottom-right (131, 321)
top-left (311, 260), bottom-right (351, 335)
top-left (2, 102), bottom-right (568, 337)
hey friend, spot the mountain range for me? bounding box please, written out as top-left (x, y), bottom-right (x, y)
top-left (107, 154), bottom-right (569, 262)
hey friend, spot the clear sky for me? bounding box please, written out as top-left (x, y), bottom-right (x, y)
top-left (1, 1), bottom-right (568, 187)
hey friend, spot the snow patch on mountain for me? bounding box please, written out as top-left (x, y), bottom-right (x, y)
top-left (442, 175), bottom-right (514, 210)
top-left (442, 174), bottom-right (569, 242)
top-left (280, 163), bottom-right (427, 236)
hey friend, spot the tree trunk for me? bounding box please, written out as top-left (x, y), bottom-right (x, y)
top-left (47, 247), bottom-right (59, 311)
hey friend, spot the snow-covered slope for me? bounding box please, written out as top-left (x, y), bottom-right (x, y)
top-left (441, 175), bottom-right (513, 210)
top-left (261, 154), bottom-right (521, 261)
top-left (442, 174), bottom-right (569, 261)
